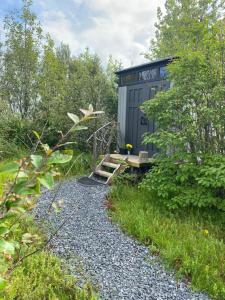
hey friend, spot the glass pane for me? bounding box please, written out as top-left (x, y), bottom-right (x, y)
top-left (139, 68), bottom-right (158, 81)
top-left (160, 66), bottom-right (167, 79)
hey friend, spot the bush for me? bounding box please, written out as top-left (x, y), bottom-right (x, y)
top-left (140, 154), bottom-right (225, 210)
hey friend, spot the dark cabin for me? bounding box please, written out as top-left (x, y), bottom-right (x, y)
top-left (116, 57), bottom-right (172, 156)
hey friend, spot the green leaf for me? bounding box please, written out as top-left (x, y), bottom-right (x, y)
top-left (67, 113), bottom-right (79, 124)
top-left (0, 277), bottom-right (6, 290)
top-left (32, 130), bottom-right (40, 139)
top-left (47, 151), bottom-right (73, 165)
top-left (38, 173), bottom-right (54, 189)
top-left (31, 154), bottom-right (43, 168)
top-left (13, 180), bottom-right (38, 196)
top-left (0, 162), bottom-right (19, 174)
top-left (0, 240), bottom-right (15, 254)
top-left (0, 226), bottom-right (9, 237)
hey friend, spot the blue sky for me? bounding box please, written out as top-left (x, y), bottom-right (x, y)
top-left (0, 0), bottom-right (165, 67)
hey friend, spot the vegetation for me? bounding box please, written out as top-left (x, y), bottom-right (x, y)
top-left (1, 215), bottom-right (97, 300)
top-left (141, 0), bottom-right (225, 209)
top-left (109, 185), bottom-right (225, 299)
top-left (113, 15), bottom-right (225, 283)
top-left (0, 106), bottom-right (102, 298)
top-left (0, 0), bottom-right (224, 298)
top-left (110, 2), bottom-right (225, 299)
top-left (0, 0), bottom-right (120, 158)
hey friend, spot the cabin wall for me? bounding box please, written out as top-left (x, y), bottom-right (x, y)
top-left (116, 58), bottom-right (172, 156)
top-left (117, 86), bottom-right (127, 149)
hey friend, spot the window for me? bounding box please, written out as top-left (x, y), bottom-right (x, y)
top-left (139, 68), bottom-right (158, 81)
top-left (160, 66), bottom-right (167, 79)
top-left (121, 72), bottom-right (137, 85)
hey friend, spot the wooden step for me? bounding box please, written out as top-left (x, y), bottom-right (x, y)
top-left (102, 162), bottom-right (119, 169)
top-left (94, 170), bottom-right (113, 178)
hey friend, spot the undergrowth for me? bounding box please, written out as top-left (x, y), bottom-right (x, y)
top-left (3, 250), bottom-right (97, 300)
top-left (0, 159), bottom-right (97, 300)
top-left (109, 185), bottom-right (225, 299)
top-left (58, 151), bottom-right (92, 178)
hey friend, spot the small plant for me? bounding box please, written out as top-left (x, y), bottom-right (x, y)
top-left (0, 104), bottom-right (103, 292)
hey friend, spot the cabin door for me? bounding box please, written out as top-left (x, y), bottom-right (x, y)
top-left (126, 83), bottom-right (159, 156)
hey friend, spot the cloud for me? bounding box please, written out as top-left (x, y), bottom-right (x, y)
top-left (41, 10), bottom-right (81, 53)
top-left (40, 0), bottom-right (166, 67)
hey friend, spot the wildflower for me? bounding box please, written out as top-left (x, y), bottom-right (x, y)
top-left (126, 144), bottom-right (133, 150)
top-left (203, 229), bottom-right (209, 235)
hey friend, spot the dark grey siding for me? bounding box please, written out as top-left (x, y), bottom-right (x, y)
top-left (116, 58), bottom-right (172, 156)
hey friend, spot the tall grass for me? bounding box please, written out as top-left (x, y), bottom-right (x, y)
top-left (110, 185), bottom-right (225, 299)
top-left (59, 151), bottom-right (93, 179)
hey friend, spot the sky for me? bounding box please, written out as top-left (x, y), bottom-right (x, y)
top-left (0, 0), bottom-right (165, 67)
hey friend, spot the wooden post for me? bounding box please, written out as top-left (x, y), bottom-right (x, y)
top-left (92, 132), bottom-right (97, 171)
top-left (139, 151), bottom-right (149, 162)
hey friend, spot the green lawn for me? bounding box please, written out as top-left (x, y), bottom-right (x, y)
top-left (109, 185), bottom-right (225, 300)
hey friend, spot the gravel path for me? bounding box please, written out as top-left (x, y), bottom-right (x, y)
top-left (35, 180), bottom-right (210, 300)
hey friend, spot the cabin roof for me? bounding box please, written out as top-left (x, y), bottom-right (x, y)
top-left (115, 56), bottom-right (174, 75)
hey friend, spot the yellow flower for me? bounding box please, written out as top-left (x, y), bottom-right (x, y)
top-left (203, 229), bottom-right (209, 235)
top-left (126, 144), bottom-right (133, 150)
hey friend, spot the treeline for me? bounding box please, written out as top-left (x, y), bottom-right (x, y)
top-left (0, 0), bottom-right (120, 157)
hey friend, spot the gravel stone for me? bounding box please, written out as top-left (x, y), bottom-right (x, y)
top-left (35, 179), bottom-right (210, 300)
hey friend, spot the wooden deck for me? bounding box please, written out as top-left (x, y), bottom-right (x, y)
top-left (109, 154), bottom-right (154, 168)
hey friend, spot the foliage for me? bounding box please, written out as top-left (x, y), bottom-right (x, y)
top-left (141, 154), bottom-right (225, 210)
top-left (112, 173), bottom-right (139, 186)
top-left (0, 1), bottom-right (119, 153)
top-left (59, 151), bottom-right (93, 179)
top-left (1, 0), bottom-right (42, 119)
top-left (110, 185), bottom-right (225, 299)
top-left (142, 0), bottom-right (225, 209)
top-left (3, 251), bottom-right (97, 300)
top-left (146, 0), bottom-right (224, 59)
top-left (0, 105), bottom-right (103, 292)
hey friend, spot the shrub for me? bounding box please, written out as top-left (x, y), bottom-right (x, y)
top-left (141, 154), bottom-right (225, 210)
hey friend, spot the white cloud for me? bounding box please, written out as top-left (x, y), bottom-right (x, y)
top-left (41, 10), bottom-right (81, 53)
top-left (41, 0), bottom-right (166, 67)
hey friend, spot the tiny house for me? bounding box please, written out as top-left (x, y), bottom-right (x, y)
top-left (116, 57), bottom-right (172, 156)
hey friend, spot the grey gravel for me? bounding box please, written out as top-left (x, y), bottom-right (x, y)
top-left (35, 179), bottom-right (210, 300)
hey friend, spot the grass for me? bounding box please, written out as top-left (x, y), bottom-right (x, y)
top-left (0, 159), bottom-right (98, 300)
top-left (109, 185), bottom-right (225, 300)
top-left (3, 250), bottom-right (97, 300)
top-left (58, 151), bottom-right (93, 179)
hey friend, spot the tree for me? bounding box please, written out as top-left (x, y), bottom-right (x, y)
top-left (103, 55), bottom-right (122, 117)
top-left (1, 0), bottom-right (42, 119)
top-left (145, 0), bottom-right (224, 59)
top-left (141, 0), bottom-right (225, 209)
top-left (38, 36), bottom-right (68, 143)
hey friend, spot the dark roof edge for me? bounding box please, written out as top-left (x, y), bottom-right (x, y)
top-left (115, 56), bottom-right (175, 75)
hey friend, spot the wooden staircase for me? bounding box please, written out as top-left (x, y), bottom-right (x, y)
top-left (89, 154), bottom-right (127, 184)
